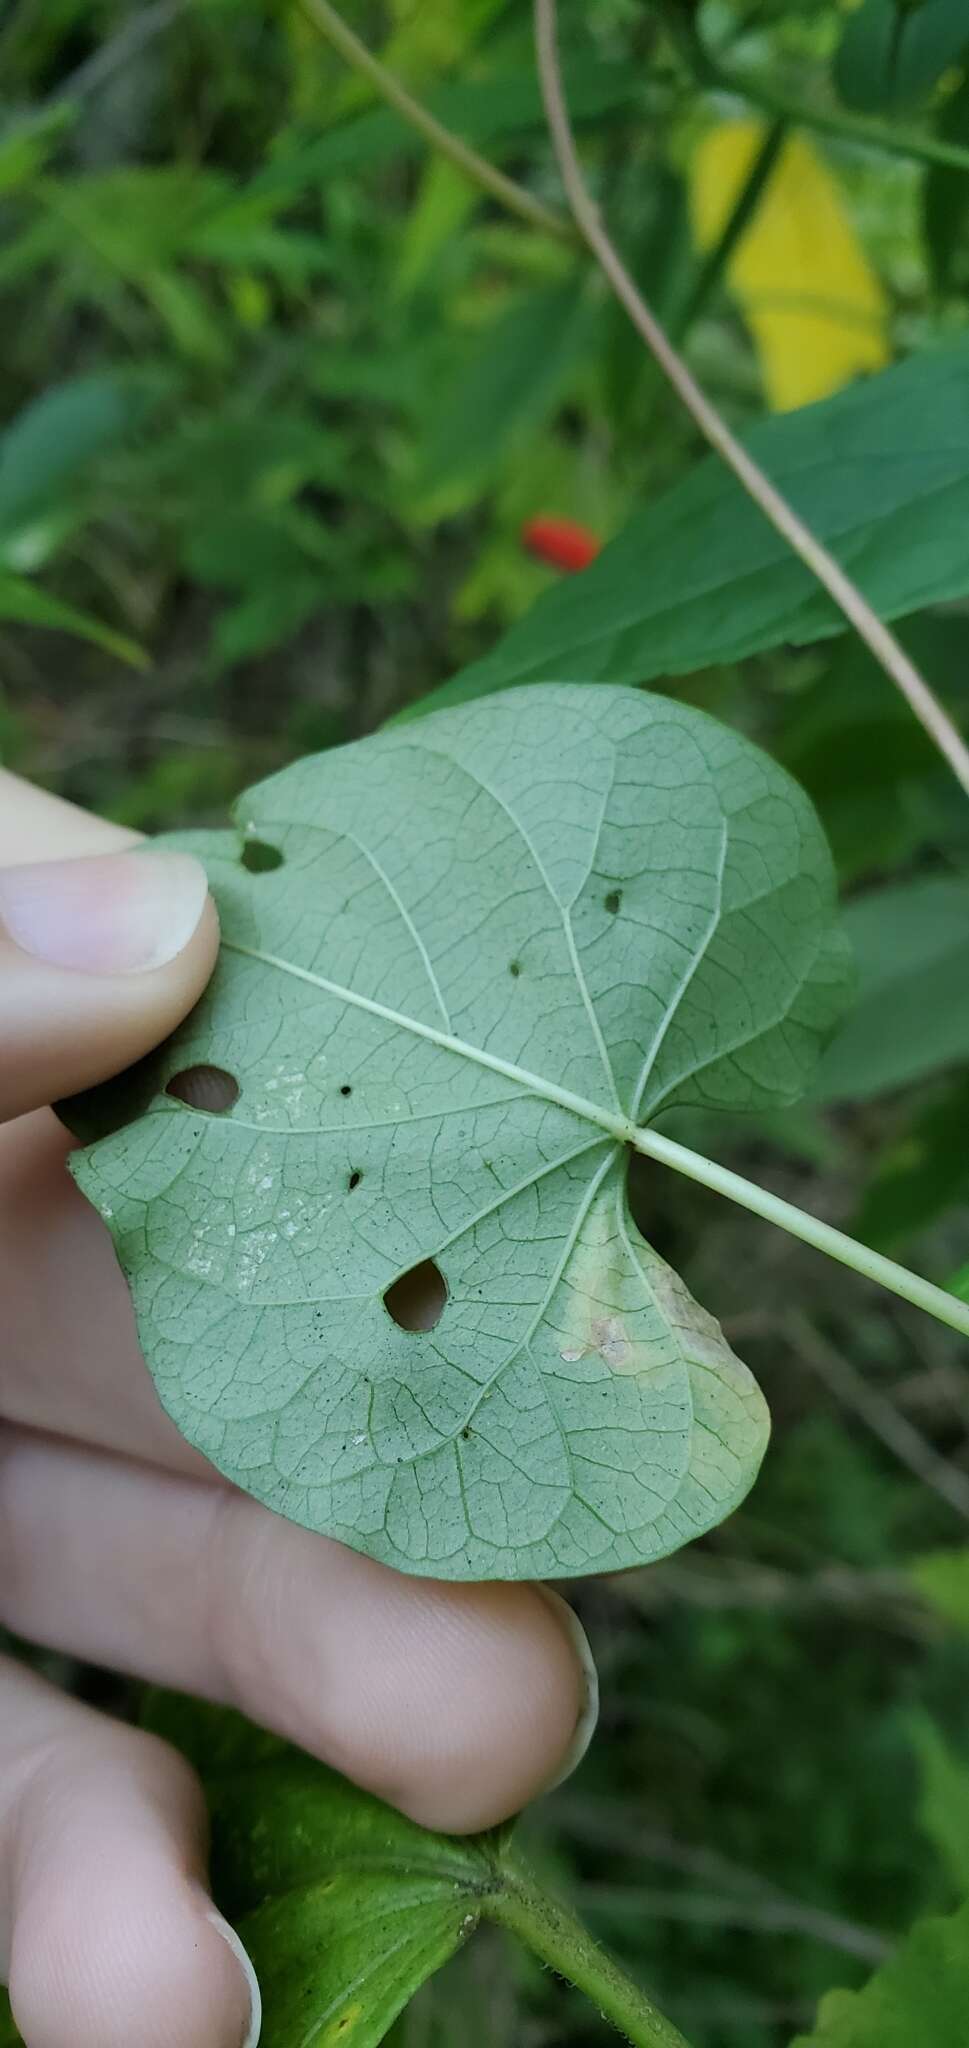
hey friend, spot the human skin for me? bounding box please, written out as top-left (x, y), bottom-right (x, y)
top-left (0, 769), bottom-right (595, 2048)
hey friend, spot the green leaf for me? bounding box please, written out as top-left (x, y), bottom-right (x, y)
top-left (789, 1896), bottom-right (969, 2047)
top-left (853, 1077), bottom-right (969, 1249)
top-left (924, 73), bottom-right (969, 293)
top-left (63, 686), bottom-right (849, 1579)
top-left (0, 573), bottom-right (146, 667)
top-left (834, 0), bottom-right (969, 113)
top-left (950, 1261), bottom-right (969, 1302)
top-left (0, 1991), bottom-right (17, 2045)
top-left (776, 612), bottom-right (969, 885)
top-left (814, 877), bottom-right (969, 1103)
top-left (137, 1694), bottom-right (685, 2048)
top-left (256, 62), bottom-right (636, 197)
top-left (141, 1694), bottom-right (499, 2048)
top-left (0, 104), bottom-right (72, 197)
top-left (910, 1547), bottom-right (969, 1634)
top-left (0, 373), bottom-right (139, 540)
top-left (417, 277), bottom-right (596, 499)
top-left (909, 1716), bottom-right (969, 1897)
top-left (407, 340), bottom-right (969, 717)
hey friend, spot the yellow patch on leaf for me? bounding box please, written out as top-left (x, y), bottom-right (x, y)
top-left (689, 122), bottom-right (889, 410)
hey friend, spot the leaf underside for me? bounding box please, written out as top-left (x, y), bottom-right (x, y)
top-left (66, 686), bottom-right (849, 1580)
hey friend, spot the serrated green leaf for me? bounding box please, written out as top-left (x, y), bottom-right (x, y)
top-left (814, 878), bottom-right (969, 1103)
top-left (789, 1896), bottom-right (969, 2047)
top-left (410, 341), bottom-right (969, 718)
top-left (64, 686), bottom-right (851, 1580)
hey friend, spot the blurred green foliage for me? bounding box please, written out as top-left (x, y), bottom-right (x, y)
top-left (2, 2), bottom-right (969, 2045)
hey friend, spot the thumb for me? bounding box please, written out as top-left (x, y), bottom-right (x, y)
top-left (0, 845), bottom-right (218, 1124)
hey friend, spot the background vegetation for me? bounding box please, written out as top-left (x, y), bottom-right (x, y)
top-left (2, 2), bottom-right (969, 2043)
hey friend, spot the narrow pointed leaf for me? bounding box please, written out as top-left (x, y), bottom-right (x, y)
top-left (410, 341), bottom-right (969, 717)
top-left (64, 687), bottom-right (849, 1580)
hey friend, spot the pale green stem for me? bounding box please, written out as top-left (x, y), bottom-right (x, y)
top-left (295, 0), bottom-right (572, 243)
top-left (631, 1125), bottom-right (969, 1339)
top-left (533, 0), bottom-right (969, 801)
top-left (227, 938), bottom-right (969, 1340)
top-left (487, 1868), bottom-right (694, 2048)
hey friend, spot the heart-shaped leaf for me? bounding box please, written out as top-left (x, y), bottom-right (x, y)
top-left (66, 686), bottom-right (849, 1579)
top-left (142, 1694), bottom-right (498, 2048)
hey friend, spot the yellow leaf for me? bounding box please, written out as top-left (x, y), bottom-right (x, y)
top-left (689, 122), bottom-right (889, 410)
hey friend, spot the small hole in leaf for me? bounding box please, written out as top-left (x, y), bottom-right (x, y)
top-left (241, 838), bottom-right (284, 873)
top-left (384, 1259), bottom-right (447, 1332)
top-left (509, 959), bottom-right (521, 978)
top-left (348, 1170), bottom-right (361, 1191)
top-left (340, 1083), bottom-right (352, 1097)
top-left (166, 1065), bottom-right (240, 1113)
top-left (604, 889), bottom-right (622, 915)
top-left (461, 1427), bottom-right (471, 1441)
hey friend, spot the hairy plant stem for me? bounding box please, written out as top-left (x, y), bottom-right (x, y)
top-left (534, 0), bottom-right (969, 800)
top-left (295, 0), bottom-right (572, 243)
top-left (487, 1866), bottom-right (694, 2048)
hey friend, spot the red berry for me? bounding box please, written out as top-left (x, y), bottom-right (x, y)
top-left (521, 516), bottom-right (601, 573)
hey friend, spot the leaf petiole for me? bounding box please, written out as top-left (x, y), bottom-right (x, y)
top-left (486, 1863), bottom-right (695, 2048)
top-left (225, 937), bottom-right (969, 1339)
top-left (631, 1125), bottom-right (969, 1339)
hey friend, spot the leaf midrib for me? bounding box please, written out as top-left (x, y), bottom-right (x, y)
top-left (225, 939), bottom-right (639, 1146)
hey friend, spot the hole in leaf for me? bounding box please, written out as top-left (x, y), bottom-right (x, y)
top-left (348, 1170), bottom-right (361, 1191)
top-left (166, 1065), bottom-right (240, 1113)
top-left (384, 1259), bottom-right (447, 1332)
top-left (241, 838), bottom-right (284, 873)
top-left (508, 959), bottom-right (521, 978)
top-left (604, 889), bottom-right (622, 915)
top-left (340, 1083), bottom-right (353, 1097)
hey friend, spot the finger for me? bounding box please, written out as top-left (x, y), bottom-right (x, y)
top-left (0, 1656), bottom-right (259, 2048)
top-left (0, 770), bottom-right (134, 864)
top-left (0, 1429), bottom-right (597, 1835)
top-left (0, 1111), bottom-right (208, 1471)
top-left (0, 772), bottom-right (214, 1463)
top-left (0, 844), bottom-right (219, 1122)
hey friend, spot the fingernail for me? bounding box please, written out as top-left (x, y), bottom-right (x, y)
top-left (0, 849), bottom-right (208, 973)
top-left (535, 1585), bottom-right (599, 1791)
top-left (206, 1910), bottom-right (262, 2048)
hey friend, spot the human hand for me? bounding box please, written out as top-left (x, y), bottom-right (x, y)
top-left (0, 771), bottom-right (597, 2048)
